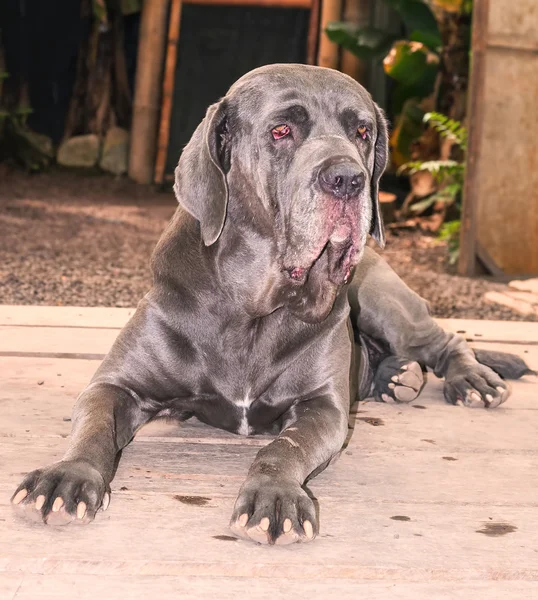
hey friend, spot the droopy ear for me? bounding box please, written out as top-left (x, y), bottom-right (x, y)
top-left (370, 103), bottom-right (389, 248)
top-left (173, 101), bottom-right (229, 246)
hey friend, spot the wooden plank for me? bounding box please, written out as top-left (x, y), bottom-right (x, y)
top-left (2, 335), bottom-right (537, 595)
top-left (1, 494), bottom-right (537, 577)
top-left (5, 575), bottom-right (538, 600)
top-left (488, 0), bottom-right (538, 48)
top-left (484, 291), bottom-right (538, 319)
top-left (0, 327), bottom-right (117, 357)
top-left (460, 0), bottom-right (538, 276)
top-left (474, 46), bottom-right (538, 274)
top-left (510, 279), bottom-right (538, 294)
top-left (489, 36), bottom-right (538, 53)
top-left (0, 306), bottom-right (134, 328)
top-left (437, 319), bottom-right (538, 344)
top-left (0, 574), bottom-right (21, 600)
top-left (5, 426), bottom-right (538, 504)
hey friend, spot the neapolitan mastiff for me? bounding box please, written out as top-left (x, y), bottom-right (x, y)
top-left (12, 64), bottom-right (532, 545)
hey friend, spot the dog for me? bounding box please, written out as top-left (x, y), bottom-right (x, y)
top-left (12, 64), bottom-right (532, 545)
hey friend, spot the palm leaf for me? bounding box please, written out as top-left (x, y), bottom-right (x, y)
top-left (423, 112), bottom-right (468, 150)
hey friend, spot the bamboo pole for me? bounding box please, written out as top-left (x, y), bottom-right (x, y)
top-left (317, 0), bottom-right (342, 69)
top-left (154, 0), bottom-right (183, 184)
top-left (184, 0), bottom-right (311, 5)
top-left (129, 0), bottom-right (170, 184)
top-left (340, 0), bottom-right (369, 84)
top-left (307, 0), bottom-right (321, 64)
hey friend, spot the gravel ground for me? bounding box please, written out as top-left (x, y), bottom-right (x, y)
top-left (0, 168), bottom-right (533, 321)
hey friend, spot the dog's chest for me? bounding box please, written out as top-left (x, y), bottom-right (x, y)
top-left (183, 331), bottom-right (314, 436)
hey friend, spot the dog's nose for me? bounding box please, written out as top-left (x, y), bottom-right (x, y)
top-left (319, 163), bottom-right (365, 199)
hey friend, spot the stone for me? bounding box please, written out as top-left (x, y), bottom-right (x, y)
top-left (509, 279), bottom-right (538, 295)
top-left (57, 134), bottom-right (100, 168)
top-left (99, 127), bottom-right (129, 175)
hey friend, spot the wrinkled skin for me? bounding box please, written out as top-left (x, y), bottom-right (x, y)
top-left (12, 65), bottom-right (532, 545)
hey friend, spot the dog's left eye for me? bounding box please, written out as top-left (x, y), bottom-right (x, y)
top-left (357, 126), bottom-right (369, 140)
top-left (272, 125), bottom-right (291, 140)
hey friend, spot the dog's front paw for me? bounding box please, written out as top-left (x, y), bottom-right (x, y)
top-left (374, 357), bottom-right (425, 403)
top-left (444, 364), bottom-right (511, 408)
top-left (11, 460), bottom-right (109, 525)
top-left (230, 475), bottom-right (317, 545)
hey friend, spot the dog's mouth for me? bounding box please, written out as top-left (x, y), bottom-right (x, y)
top-left (283, 216), bottom-right (359, 287)
top-left (284, 241), bottom-right (355, 286)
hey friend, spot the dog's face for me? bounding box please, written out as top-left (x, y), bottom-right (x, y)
top-left (174, 65), bottom-right (388, 318)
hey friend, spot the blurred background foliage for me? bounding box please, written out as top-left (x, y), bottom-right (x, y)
top-left (327, 0), bottom-right (473, 242)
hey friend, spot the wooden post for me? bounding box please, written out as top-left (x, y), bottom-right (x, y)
top-left (317, 0), bottom-right (342, 69)
top-left (155, 0), bottom-right (183, 184)
top-left (129, 0), bottom-right (170, 184)
top-left (340, 0), bottom-right (369, 84)
top-left (307, 0), bottom-right (321, 65)
top-left (458, 0), bottom-right (489, 276)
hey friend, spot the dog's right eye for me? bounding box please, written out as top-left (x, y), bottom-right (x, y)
top-left (271, 125), bottom-right (291, 140)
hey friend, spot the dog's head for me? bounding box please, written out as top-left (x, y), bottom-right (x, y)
top-left (174, 64), bottom-right (388, 320)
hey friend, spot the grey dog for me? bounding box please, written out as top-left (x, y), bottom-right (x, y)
top-left (12, 64), bottom-right (531, 545)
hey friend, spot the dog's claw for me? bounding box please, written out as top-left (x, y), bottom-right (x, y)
top-left (230, 476), bottom-right (317, 545)
top-left (52, 497), bottom-right (64, 512)
top-left (12, 489), bottom-right (27, 505)
top-left (444, 364), bottom-right (511, 409)
top-left (303, 520), bottom-right (314, 539)
top-left (11, 460), bottom-right (107, 526)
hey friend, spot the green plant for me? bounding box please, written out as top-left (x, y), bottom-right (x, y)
top-left (399, 111), bottom-right (466, 211)
top-left (439, 220), bottom-right (461, 264)
top-left (420, 111), bottom-right (467, 150)
top-left (398, 111), bottom-right (466, 260)
top-left (326, 1), bottom-right (442, 116)
top-left (326, 1), bottom-right (473, 165)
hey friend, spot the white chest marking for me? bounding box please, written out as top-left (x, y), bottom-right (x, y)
top-left (238, 390), bottom-right (253, 436)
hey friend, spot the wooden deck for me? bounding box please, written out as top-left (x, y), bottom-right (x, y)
top-left (1, 306), bottom-right (537, 599)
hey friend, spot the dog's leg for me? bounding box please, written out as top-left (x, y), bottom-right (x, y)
top-left (349, 247), bottom-right (532, 408)
top-left (230, 396), bottom-right (348, 545)
top-left (11, 383), bottom-right (151, 525)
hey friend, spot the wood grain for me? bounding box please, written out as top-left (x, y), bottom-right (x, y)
top-left (1, 307), bottom-right (538, 597)
top-left (460, 0), bottom-right (538, 275)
